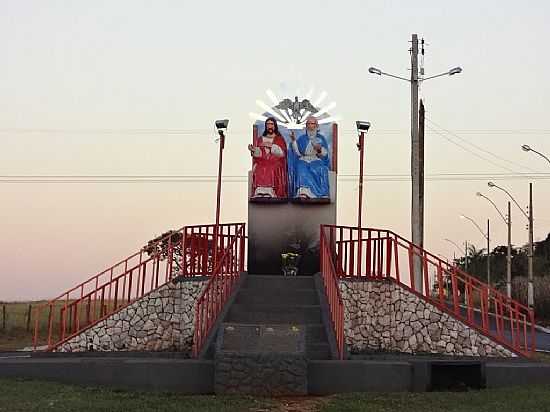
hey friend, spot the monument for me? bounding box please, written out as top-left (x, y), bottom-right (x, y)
top-left (247, 95), bottom-right (338, 275)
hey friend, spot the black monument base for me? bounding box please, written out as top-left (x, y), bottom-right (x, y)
top-left (214, 324), bottom-right (308, 395)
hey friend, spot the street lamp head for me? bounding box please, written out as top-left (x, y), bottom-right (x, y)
top-left (215, 119), bottom-right (229, 136)
top-left (521, 144), bottom-right (531, 152)
top-left (459, 215), bottom-right (466, 220)
top-left (488, 181), bottom-right (496, 188)
top-left (448, 67), bottom-right (462, 76)
top-left (476, 192), bottom-right (482, 197)
top-left (368, 67), bottom-right (382, 76)
top-left (356, 121), bottom-right (371, 132)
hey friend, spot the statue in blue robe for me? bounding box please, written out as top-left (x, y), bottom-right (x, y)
top-left (288, 117), bottom-right (330, 200)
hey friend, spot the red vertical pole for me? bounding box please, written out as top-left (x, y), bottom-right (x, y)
top-left (213, 132), bottom-right (225, 272)
top-left (357, 133), bottom-right (364, 278)
top-left (358, 131), bottom-right (365, 229)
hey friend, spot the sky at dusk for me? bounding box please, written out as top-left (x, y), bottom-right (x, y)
top-left (1, 0), bottom-right (550, 300)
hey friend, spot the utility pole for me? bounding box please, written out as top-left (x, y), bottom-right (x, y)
top-left (465, 240), bottom-right (468, 273)
top-left (528, 183), bottom-right (534, 308)
top-left (487, 219), bottom-right (491, 286)
top-left (411, 34), bottom-right (423, 292)
top-left (507, 201), bottom-right (512, 298)
top-left (419, 98), bottom-right (425, 250)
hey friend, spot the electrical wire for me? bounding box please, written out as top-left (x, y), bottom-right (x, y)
top-left (426, 118), bottom-right (539, 173)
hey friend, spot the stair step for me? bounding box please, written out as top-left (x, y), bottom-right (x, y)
top-left (226, 304), bottom-right (322, 324)
top-left (306, 342), bottom-right (331, 360)
top-left (235, 289), bottom-right (318, 305)
top-left (244, 275), bottom-right (315, 291)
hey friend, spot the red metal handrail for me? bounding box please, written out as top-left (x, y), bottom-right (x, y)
top-left (321, 225), bottom-right (536, 357)
top-left (320, 226), bottom-right (345, 359)
top-left (33, 223), bottom-right (245, 351)
top-left (192, 223), bottom-right (246, 357)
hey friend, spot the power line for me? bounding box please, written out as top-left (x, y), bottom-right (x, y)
top-left (427, 126), bottom-right (519, 173)
top-left (426, 118), bottom-right (538, 173)
top-left (2, 128), bottom-right (550, 135)
top-left (1, 173), bottom-right (549, 184)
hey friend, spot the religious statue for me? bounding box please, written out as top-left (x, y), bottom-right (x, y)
top-left (288, 116), bottom-right (330, 200)
top-left (249, 117), bottom-right (288, 200)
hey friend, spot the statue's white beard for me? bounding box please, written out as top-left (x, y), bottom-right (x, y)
top-left (307, 130), bottom-right (317, 139)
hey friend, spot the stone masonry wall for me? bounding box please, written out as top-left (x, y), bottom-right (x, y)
top-left (58, 277), bottom-right (207, 353)
top-left (340, 279), bottom-right (515, 357)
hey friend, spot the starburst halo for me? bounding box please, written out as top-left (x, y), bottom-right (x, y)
top-left (249, 89), bottom-right (341, 130)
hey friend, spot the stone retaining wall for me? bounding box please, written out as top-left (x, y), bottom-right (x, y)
top-left (58, 277), bottom-right (208, 353)
top-left (340, 279), bottom-right (515, 357)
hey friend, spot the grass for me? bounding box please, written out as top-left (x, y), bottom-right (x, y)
top-left (0, 379), bottom-right (277, 412)
top-left (320, 386), bottom-right (550, 412)
top-left (2, 379), bottom-right (550, 412)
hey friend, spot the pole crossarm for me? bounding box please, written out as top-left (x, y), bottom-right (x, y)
top-left (478, 193), bottom-right (507, 224)
top-left (377, 71), bottom-right (411, 83)
top-left (422, 72), bottom-right (453, 81)
top-left (489, 183), bottom-right (529, 220)
top-left (461, 214), bottom-right (488, 240)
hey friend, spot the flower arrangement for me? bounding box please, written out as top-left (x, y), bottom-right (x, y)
top-left (281, 252), bottom-right (300, 276)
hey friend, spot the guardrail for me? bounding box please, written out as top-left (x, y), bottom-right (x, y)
top-left (320, 226), bottom-right (345, 359)
top-left (192, 223), bottom-right (246, 357)
top-left (320, 225), bottom-right (535, 357)
top-left (33, 223), bottom-right (245, 351)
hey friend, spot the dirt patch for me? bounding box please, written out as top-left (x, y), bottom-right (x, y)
top-left (250, 396), bottom-right (327, 412)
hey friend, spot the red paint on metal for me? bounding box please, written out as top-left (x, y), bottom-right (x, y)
top-left (320, 226), bottom-right (345, 359)
top-left (192, 223), bottom-right (246, 357)
top-left (33, 223), bottom-right (246, 352)
top-left (319, 225), bottom-right (535, 358)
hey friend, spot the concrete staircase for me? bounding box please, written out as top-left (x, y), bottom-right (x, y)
top-left (224, 274), bottom-right (332, 360)
top-left (212, 274), bottom-right (333, 395)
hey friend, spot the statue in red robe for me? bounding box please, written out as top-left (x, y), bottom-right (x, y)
top-left (249, 117), bottom-right (288, 199)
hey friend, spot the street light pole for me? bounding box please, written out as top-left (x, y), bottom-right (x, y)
top-left (522, 144), bottom-right (550, 165)
top-left (358, 130), bottom-right (365, 229)
top-left (356, 121), bottom-right (371, 228)
top-left (368, 34), bottom-right (461, 293)
top-left (528, 183), bottom-right (534, 308)
top-left (477, 192), bottom-right (512, 297)
top-left (487, 219), bottom-right (491, 286)
top-left (488, 181), bottom-right (534, 307)
top-left (460, 214), bottom-right (491, 285)
top-left (410, 35), bottom-right (422, 292)
top-left (213, 119), bottom-right (229, 271)
top-left (507, 201), bottom-right (512, 298)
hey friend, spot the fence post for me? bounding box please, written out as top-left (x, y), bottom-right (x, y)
top-left (2, 305), bottom-right (5, 331)
top-left (26, 304), bottom-right (32, 332)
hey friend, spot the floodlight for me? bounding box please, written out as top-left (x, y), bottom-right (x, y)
top-left (449, 67), bottom-right (462, 76)
top-left (488, 182), bottom-right (496, 188)
top-left (215, 119), bottom-right (229, 135)
top-left (522, 144), bottom-right (531, 152)
top-left (356, 121), bottom-right (371, 132)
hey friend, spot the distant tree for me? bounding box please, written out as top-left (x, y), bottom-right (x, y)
top-left (143, 230), bottom-right (184, 275)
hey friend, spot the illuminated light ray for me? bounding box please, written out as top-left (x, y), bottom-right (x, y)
top-left (279, 109), bottom-right (293, 124)
top-left (314, 102), bottom-right (336, 118)
top-left (313, 91), bottom-right (327, 107)
top-left (266, 89), bottom-right (280, 106)
top-left (249, 112), bottom-right (268, 122)
top-left (256, 100), bottom-right (286, 123)
top-left (318, 116), bottom-right (341, 125)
